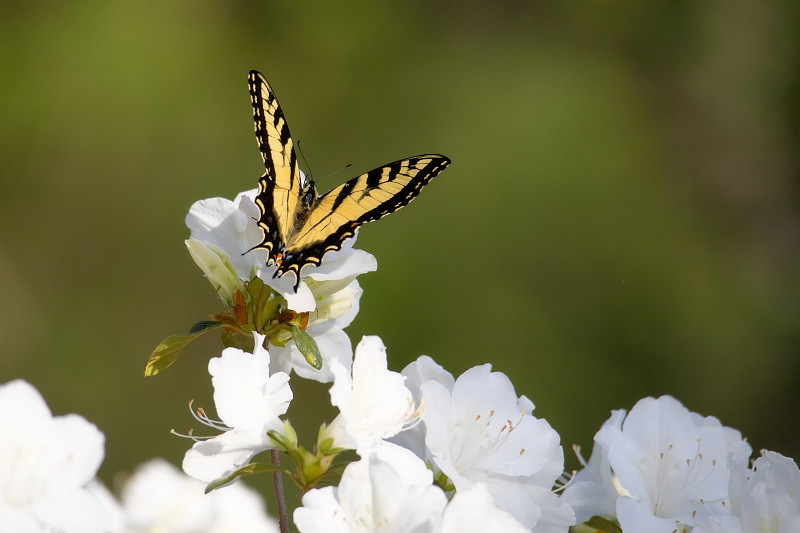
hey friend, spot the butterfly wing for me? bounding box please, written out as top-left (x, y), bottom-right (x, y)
top-left (248, 70), bottom-right (311, 263)
top-left (276, 154), bottom-right (451, 285)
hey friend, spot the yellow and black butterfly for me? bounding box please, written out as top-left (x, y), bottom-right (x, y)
top-left (248, 70), bottom-right (451, 291)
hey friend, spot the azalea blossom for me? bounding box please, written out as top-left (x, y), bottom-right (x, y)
top-left (120, 458), bottom-right (278, 533)
top-left (693, 450), bottom-right (800, 533)
top-left (293, 443), bottom-right (447, 533)
top-left (564, 395), bottom-right (752, 533)
top-left (323, 336), bottom-right (418, 451)
top-left (401, 359), bottom-right (575, 532)
top-left (185, 188), bottom-right (376, 381)
top-left (0, 379), bottom-right (121, 533)
top-left (182, 333), bottom-right (292, 483)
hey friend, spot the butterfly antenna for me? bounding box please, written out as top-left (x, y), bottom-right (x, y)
top-left (296, 139), bottom-right (313, 180)
top-left (317, 163), bottom-right (353, 182)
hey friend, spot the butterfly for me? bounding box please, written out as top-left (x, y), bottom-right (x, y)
top-left (247, 70), bottom-right (451, 291)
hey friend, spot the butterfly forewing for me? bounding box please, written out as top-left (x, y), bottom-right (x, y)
top-left (248, 71), bottom-right (306, 259)
top-left (248, 70), bottom-right (451, 291)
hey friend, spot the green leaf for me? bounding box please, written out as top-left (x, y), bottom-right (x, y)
top-left (188, 320), bottom-right (222, 334)
top-left (205, 461), bottom-right (289, 493)
top-left (220, 328), bottom-right (255, 352)
top-left (144, 321), bottom-right (222, 376)
top-left (247, 276), bottom-right (265, 301)
top-left (291, 325), bottom-right (322, 370)
top-left (314, 462), bottom-right (347, 487)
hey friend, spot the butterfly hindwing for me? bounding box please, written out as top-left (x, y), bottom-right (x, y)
top-left (248, 71), bottom-right (307, 261)
top-left (248, 70), bottom-right (451, 290)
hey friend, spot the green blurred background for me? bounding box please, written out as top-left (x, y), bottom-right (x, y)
top-left (2, 0), bottom-right (799, 515)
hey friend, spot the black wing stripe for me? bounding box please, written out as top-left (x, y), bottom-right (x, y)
top-left (249, 73), bottom-right (276, 180)
top-left (329, 180), bottom-right (356, 213)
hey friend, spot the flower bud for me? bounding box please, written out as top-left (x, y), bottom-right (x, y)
top-left (185, 237), bottom-right (244, 306)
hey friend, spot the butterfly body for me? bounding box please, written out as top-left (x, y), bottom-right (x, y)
top-left (248, 70), bottom-right (451, 291)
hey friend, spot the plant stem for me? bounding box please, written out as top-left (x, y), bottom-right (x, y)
top-left (271, 450), bottom-right (290, 533)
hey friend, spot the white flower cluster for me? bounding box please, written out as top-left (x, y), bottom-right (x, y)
top-left (4, 186), bottom-right (797, 533)
top-left (5, 372), bottom-right (800, 533)
top-left (562, 395), bottom-right (800, 533)
top-left (0, 380), bottom-right (278, 533)
top-left (178, 331), bottom-right (571, 531)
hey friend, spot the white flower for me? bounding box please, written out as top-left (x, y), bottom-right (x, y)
top-left (182, 333), bottom-right (292, 483)
top-left (733, 451), bottom-right (800, 532)
top-left (0, 379), bottom-right (122, 533)
top-left (585, 395), bottom-right (752, 532)
top-left (185, 188), bottom-right (376, 382)
top-left (324, 336), bottom-right (418, 451)
top-left (441, 483), bottom-right (529, 533)
top-left (293, 443), bottom-right (447, 533)
top-left (408, 361), bottom-right (574, 532)
top-left (694, 450), bottom-right (800, 533)
top-left (120, 458), bottom-right (279, 533)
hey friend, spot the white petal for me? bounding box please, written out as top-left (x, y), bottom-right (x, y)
top-left (209, 481), bottom-right (280, 533)
top-left (209, 345), bottom-right (291, 433)
top-left (34, 482), bottom-right (121, 533)
top-left (186, 196), bottom-right (238, 236)
top-left (294, 487), bottom-right (350, 533)
top-left (0, 379), bottom-right (52, 426)
top-left (40, 414), bottom-right (105, 494)
top-left (616, 496), bottom-right (683, 533)
top-left (477, 477), bottom-right (575, 532)
top-left (306, 247), bottom-right (377, 281)
top-left (341, 445), bottom-right (445, 533)
top-left (309, 280), bottom-right (362, 328)
top-left (442, 484), bottom-right (528, 533)
top-left (402, 355), bottom-right (455, 401)
top-left (693, 515), bottom-right (745, 533)
top-left (182, 430), bottom-right (266, 483)
top-left (122, 459), bottom-right (213, 531)
top-left (265, 274), bottom-right (316, 312)
top-left (121, 458), bottom-right (278, 533)
top-left (187, 195), bottom-right (265, 280)
top-left (328, 337), bottom-right (416, 450)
